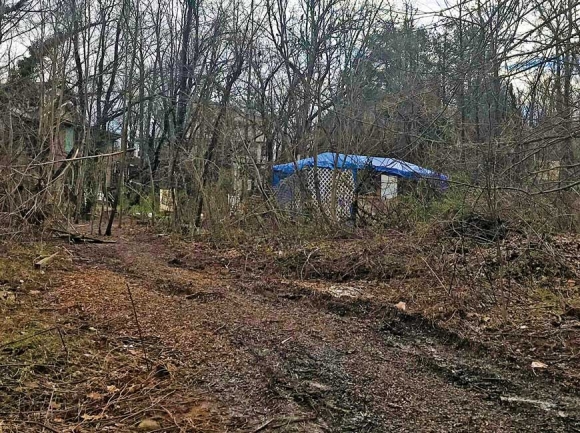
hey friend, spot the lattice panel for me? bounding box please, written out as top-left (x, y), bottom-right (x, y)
top-left (306, 168), bottom-right (354, 220)
top-left (275, 168), bottom-right (355, 220)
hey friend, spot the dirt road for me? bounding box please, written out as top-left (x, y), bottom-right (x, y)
top-left (8, 230), bottom-right (579, 432)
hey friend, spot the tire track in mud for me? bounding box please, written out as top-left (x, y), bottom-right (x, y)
top-left (69, 238), bottom-right (580, 432)
top-left (255, 279), bottom-right (580, 425)
top-left (219, 278), bottom-right (580, 431)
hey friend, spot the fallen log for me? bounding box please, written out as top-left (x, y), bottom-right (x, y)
top-left (34, 252), bottom-right (59, 269)
top-left (50, 228), bottom-right (117, 244)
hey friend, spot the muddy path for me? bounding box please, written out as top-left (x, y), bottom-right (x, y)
top-left (52, 232), bottom-right (580, 432)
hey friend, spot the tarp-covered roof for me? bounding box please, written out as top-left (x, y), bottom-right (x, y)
top-left (272, 152), bottom-right (448, 186)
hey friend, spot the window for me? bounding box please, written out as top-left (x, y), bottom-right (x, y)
top-left (64, 127), bottom-right (74, 153)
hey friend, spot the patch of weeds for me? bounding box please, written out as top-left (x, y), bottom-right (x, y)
top-left (532, 287), bottom-right (563, 310)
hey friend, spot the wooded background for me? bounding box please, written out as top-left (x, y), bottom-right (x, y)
top-left (0, 0), bottom-right (578, 235)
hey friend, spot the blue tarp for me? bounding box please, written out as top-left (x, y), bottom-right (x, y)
top-left (272, 152), bottom-right (448, 186)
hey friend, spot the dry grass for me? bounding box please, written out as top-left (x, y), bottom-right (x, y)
top-left (0, 243), bottom-right (226, 432)
top-left (1, 225), bottom-right (579, 432)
